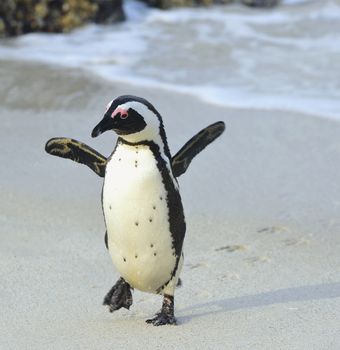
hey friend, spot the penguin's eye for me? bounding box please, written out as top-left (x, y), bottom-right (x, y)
top-left (112, 107), bottom-right (128, 119)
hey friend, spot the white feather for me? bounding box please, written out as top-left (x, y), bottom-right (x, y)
top-left (103, 142), bottom-right (179, 293)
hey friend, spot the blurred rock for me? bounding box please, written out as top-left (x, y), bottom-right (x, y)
top-left (94, 0), bottom-right (125, 23)
top-left (0, 0), bottom-right (281, 37)
top-left (241, 0), bottom-right (279, 7)
top-left (145, 0), bottom-right (233, 9)
top-left (143, 0), bottom-right (279, 9)
top-left (0, 0), bottom-right (125, 37)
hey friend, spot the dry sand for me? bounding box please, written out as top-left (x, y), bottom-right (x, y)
top-left (1, 61), bottom-right (340, 349)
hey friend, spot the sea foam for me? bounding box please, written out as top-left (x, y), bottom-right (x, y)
top-left (0, 0), bottom-right (339, 119)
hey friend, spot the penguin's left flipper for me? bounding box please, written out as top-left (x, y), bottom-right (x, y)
top-left (171, 121), bottom-right (225, 177)
top-left (45, 137), bottom-right (107, 177)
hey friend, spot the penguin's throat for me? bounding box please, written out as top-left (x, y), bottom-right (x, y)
top-left (118, 137), bottom-right (169, 164)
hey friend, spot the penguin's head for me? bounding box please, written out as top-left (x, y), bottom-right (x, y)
top-left (91, 95), bottom-right (164, 144)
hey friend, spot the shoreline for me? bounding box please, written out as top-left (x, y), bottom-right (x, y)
top-left (1, 57), bottom-right (339, 122)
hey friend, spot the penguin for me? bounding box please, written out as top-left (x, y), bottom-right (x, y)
top-left (45, 96), bottom-right (225, 326)
top-left (90, 95), bottom-right (187, 326)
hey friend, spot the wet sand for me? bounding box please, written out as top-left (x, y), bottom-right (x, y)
top-left (1, 60), bottom-right (339, 349)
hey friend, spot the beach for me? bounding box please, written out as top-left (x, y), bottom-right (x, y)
top-left (0, 60), bottom-right (339, 349)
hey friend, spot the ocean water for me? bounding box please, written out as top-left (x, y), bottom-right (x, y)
top-left (0, 0), bottom-right (339, 119)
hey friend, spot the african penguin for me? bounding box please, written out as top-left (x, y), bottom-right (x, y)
top-left (92, 95), bottom-right (186, 326)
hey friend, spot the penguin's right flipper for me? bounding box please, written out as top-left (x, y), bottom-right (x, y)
top-left (171, 121), bottom-right (225, 177)
top-left (45, 137), bottom-right (107, 177)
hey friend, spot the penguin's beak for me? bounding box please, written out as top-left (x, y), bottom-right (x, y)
top-left (91, 114), bottom-right (114, 138)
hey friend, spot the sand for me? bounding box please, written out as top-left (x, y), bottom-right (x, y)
top-left (0, 61), bottom-right (340, 349)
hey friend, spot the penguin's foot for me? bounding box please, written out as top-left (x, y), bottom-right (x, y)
top-left (146, 294), bottom-right (177, 326)
top-left (146, 312), bottom-right (177, 326)
top-left (103, 277), bottom-right (133, 312)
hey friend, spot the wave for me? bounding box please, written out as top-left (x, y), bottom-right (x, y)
top-left (0, 0), bottom-right (339, 119)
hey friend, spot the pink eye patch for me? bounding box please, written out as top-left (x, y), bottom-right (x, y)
top-left (112, 107), bottom-right (128, 119)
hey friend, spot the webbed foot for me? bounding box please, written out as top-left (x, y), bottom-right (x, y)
top-left (146, 312), bottom-right (177, 326)
top-left (146, 294), bottom-right (177, 326)
top-left (103, 277), bottom-right (132, 312)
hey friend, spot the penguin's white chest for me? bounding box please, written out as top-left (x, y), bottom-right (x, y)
top-left (103, 143), bottom-right (176, 293)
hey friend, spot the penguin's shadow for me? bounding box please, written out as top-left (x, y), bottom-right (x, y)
top-left (178, 282), bottom-right (340, 323)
